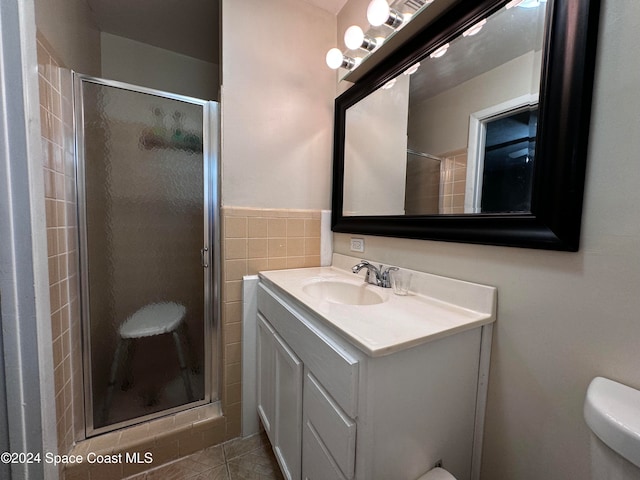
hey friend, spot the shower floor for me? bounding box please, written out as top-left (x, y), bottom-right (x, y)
top-left (103, 370), bottom-right (205, 428)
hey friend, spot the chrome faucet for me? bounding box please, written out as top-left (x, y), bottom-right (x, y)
top-left (352, 261), bottom-right (398, 288)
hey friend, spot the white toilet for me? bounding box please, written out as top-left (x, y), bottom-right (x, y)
top-left (416, 467), bottom-right (457, 480)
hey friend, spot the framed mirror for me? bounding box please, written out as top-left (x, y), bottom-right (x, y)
top-left (332, 0), bottom-right (601, 251)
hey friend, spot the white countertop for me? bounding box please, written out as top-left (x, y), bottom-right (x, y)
top-left (259, 258), bottom-right (497, 357)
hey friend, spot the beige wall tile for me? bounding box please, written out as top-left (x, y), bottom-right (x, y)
top-left (226, 382), bottom-right (242, 405)
top-left (224, 281), bottom-right (243, 302)
top-left (304, 219), bottom-right (321, 237)
top-left (268, 238), bottom-right (287, 257)
top-left (286, 256), bottom-right (305, 269)
top-left (224, 404), bottom-right (241, 430)
top-left (267, 257), bottom-right (287, 270)
top-left (247, 217), bottom-right (268, 238)
top-left (224, 323), bottom-right (242, 345)
top-left (218, 206), bottom-right (324, 451)
top-left (224, 302), bottom-right (242, 325)
top-left (247, 258), bottom-right (269, 275)
top-left (304, 237), bottom-right (321, 256)
top-left (247, 238), bottom-right (268, 259)
top-left (304, 255), bottom-right (321, 268)
top-left (286, 237), bottom-right (304, 257)
top-left (268, 218), bottom-right (286, 237)
top-left (225, 238), bottom-right (247, 260)
top-left (286, 218), bottom-right (305, 237)
top-left (224, 216), bottom-right (247, 238)
top-left (225, 363), bottom-right (242, 385)
top-left (225, 342), bottom-right (242, 364)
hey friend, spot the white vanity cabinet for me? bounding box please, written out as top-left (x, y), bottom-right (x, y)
top-left (256, 275), bottom-right (494, 480)
top-left (257, 313), bottom-right (303, 480)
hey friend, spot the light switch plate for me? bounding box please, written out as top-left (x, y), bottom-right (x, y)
top-left (350, 237), bottom-right (365, 253)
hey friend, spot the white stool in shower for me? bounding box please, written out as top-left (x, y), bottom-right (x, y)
top-left (102, 302), bottom-right (194, 423)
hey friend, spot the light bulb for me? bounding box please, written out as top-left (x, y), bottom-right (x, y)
top-left (325, 48), bottom-right (357, 70)
top-left (367, 0), bottom-right (391, 27)
top-left (463, 19), bottom-right (487, 37)
top-left (403, 62), bottom-right (421, 75)
top-left (429, 43), bottom-right (449, 59)
top-left (505, 0), bottom-right (525, 9)
top-left (344, 26), bottom-right (365, 50)
top-left (382, 78), bottom-right (396, 89)
top-left (326, 48), bottom-right (345, 69)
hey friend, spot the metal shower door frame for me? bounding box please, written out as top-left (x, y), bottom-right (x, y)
top-left (73, 74), bottom-right (220, 437)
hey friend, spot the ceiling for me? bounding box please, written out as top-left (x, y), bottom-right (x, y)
top-left (302, 0), bottom-right (350, 14)
top-left (87, 0), bottom-right (349, 66)
top-left (87, 0), bottom-right (220, 64)
top-left (409, 4), bottom-right (547, 102)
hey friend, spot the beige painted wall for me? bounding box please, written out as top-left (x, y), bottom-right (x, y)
top-left (336, 1), bottom-right (640, 479)
top-left (101, 33), bottom-right (219, 101)
top-left (221, 0), bottom-right (335, 210)
top-left (34, 0), bottom-right (101, 75)
top-left (409, 50), bottom-right (541, 156)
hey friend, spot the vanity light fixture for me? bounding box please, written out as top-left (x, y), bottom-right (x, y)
top-left (367, 0), bottom-right (404, 28)
top-left (344, 25), bottom-right (378, 51)
top-left (403, 62), bottom-right (421, 75)
top-left (326, 48), bottom-right (358, 70)
top-left (463, 19), bottom-right (487, 37)
top-left (429, 43), bottom-right (449, 59)
top-left (326, 0), bottom-right (435, 72)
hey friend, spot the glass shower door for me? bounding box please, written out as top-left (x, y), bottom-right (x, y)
top-left (75, 76), bottom-right (217, 435)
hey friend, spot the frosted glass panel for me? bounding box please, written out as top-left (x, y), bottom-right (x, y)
top-left (80, 81), bottom-right (206, 430)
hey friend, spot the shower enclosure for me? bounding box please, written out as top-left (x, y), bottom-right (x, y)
top-left (74, 75), bottom-right (219, 435)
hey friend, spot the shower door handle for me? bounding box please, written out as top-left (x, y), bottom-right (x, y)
top-left (201, 247), bottom-right (209, 268)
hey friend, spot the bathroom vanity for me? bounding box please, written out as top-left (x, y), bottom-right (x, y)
top-left (255, 255), bottom-right (496, 480)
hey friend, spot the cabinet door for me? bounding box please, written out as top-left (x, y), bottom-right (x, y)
top-left (257, 314), bottom-right (276, 440)
top-left (273, 333), bottom-right (303, 480)
top-left (303, 422), bottom-right (349, 480)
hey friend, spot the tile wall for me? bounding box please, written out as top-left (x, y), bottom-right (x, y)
top-left (37, 32), bottom-right (83, 460)
top-left (440, 149), bottom-right (468, 214)
top-left (220, 207), bottom-right (322, 439)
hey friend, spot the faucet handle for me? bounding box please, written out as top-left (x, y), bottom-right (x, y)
top-left (381, 266), bottom-right (399, 288)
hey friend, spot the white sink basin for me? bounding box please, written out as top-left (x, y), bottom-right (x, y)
top-left (302, 280), bottom-right (385, 306)
top-left (584, 376), bottom-right (640, 468)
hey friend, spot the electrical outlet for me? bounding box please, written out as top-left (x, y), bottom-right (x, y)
top-left (350, 237), bottom-right (365, 253)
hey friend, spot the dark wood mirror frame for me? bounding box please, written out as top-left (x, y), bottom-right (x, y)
top-left (331, 0), bottom-right (601, 251)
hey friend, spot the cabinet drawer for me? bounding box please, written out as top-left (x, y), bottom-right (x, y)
top-left (258, 283), bottom-right (359, 417)
top-left (303, 371), bottom-right (356, 479)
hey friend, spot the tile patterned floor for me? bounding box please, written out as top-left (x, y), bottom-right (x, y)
top-left (125, 432), bottom-right (284, 480)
